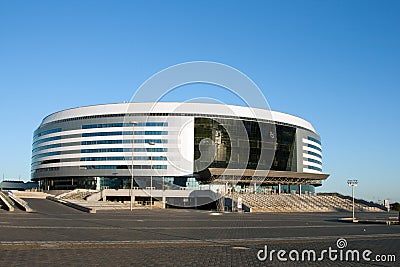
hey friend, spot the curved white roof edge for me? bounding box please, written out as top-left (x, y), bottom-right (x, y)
top-left (41, 102), bottom-right (316, 133)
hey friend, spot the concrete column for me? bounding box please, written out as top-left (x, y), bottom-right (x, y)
top-left (299, 184), bottom-right (302, 195)
top-left (162, 196), bottom-right (166, 209)
top-left (254, 182), bottom-right (257, 194)
top-left (278, 184), bottom-right (281, 194)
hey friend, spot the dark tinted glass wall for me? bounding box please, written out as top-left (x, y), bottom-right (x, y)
top-left (273, 125), bottom-right (296, 171)
top-left (194, 118), bottom-right (296, 172)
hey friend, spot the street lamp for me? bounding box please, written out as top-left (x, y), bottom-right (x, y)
top-left (148, 141), bottom-right (155, 209)
top-left (130, 121), bottom-right (137, 211)
top-left (160, 155), bottom-right (167, 209)
top-left (347, 179), bottom-right (358, 221)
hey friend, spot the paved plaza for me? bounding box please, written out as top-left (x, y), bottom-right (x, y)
top-left (0, 199), bottom-right (399, 266)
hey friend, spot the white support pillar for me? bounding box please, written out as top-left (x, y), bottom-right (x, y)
top-left (278, 184), bottom-right (281, 195)
top-left (299, 184), bottom-right (302, 195)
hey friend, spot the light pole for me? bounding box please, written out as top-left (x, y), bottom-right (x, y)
top-left (130, 121), bottom-right (137, 211)
top-left (347, 179), bottom-right (358, 221)
top-left (160, 155), bottom-right (166, 209)
top-left (148, 141), bottom-right (155, 209)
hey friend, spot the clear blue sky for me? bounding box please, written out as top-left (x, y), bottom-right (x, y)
top-left (1, 1), bottom-right (399, 203)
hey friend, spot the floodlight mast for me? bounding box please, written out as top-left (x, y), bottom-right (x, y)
top-left (347, 179), bottom-right (358, 221)
top-left (148, 142), bottom-right (155, 209)
top-left (130, 121), bottom-right (137, 211)
top-left (160, 155), bottom-right (166, 209)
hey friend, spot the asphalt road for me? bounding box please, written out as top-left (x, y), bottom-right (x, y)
top-left (0, 198), bottom-right (399, 266)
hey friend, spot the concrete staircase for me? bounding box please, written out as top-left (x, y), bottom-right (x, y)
top-left (236, 193), bottom-right (386, 212)
top-left (57, 189), bottom-right (98, 200)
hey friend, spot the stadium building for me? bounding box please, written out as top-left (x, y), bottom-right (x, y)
top-left (31, 102), bottom-right (329, 194)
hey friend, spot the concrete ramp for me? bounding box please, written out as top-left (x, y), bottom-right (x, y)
top-left (7, 192), bottom-right (33, 212)
top-left (46, 196), bottom-right (96, 213)
top-left (0, 191), bottom-right (15, 211)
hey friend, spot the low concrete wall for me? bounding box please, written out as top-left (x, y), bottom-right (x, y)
top-left (0, 191), bottom-right (14, 211)
top-left (46, 196), bottom-right (96, 213)
top-left (13, 191), bottom-right (50, 199)
top-left (95, 189), bottom-right (220, 199)
top-left (45, 190), bottom-right (70, 196)
top-left (8, 193), bottom-right (33, 212)
top-left (86, 191), bottom-right (102, 202)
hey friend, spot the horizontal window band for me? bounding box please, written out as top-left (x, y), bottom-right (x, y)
top-left (33, 136), bottom-right (61, 146)
top-left (81, 148), bottom-right (168, 153)
top-left (34, 123), bottom-right (168, 139)
top-left (33, 147), bottom-right (168, 157)
top-left (32, 151), bottom-right (61, 160)
top-left (82, 165), bottom-right (167, 170)
top-left (34, 131), bottom-right (168, 145)
top-left (307, 150), bottom-right (322, 159)
top-left (305, 165), bottom-right (322, 172)
top-left (80, 156), bottom-right (167, 161)
top-left (82, 131), bottom-right (168, 137)
top-left (307, 144), bottom-right (322, 152)
top-left (33, 128), bottom-right (62, 139)
top-left (32, 165), bottom-right (167, 172)
top-left (305, 158), bottom-right (322, 165)
top-left (32, 155), bottom-right (168, 166)
top-left (82, 139), bottom-right (168, 145)
top-left (34, 138), bottom-right (169, 150)
top-left (307, 136), bottom-right (321, 145)
top-left (32, 143), bottom-right (62, 153)
top-left (83, 122), bottom-right (168, 129)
